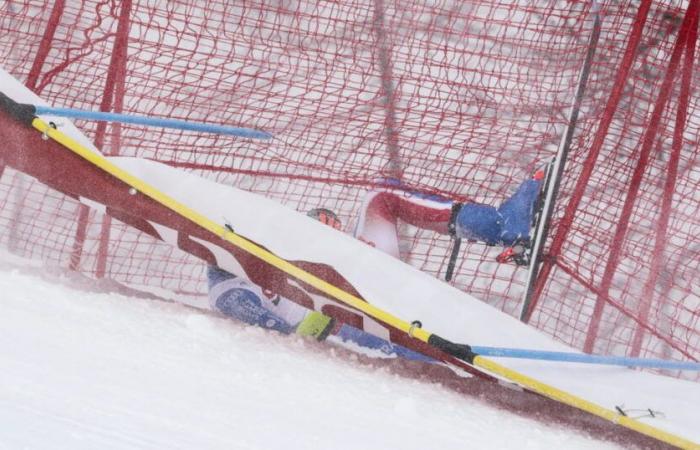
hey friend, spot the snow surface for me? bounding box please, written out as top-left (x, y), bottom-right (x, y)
top-left (0, 256), bottom-right (630, 450)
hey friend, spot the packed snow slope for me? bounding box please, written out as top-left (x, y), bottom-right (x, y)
top-left (0, 258), bottom-right (634, 450)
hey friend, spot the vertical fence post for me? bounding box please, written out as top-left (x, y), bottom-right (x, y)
top-left (69, 0), bottom-right (132, 278)
top-left (5, 1), bottom-right (65, 259)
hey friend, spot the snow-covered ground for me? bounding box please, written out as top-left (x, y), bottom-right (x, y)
top-left (0, 256), bottom-right (646, 450)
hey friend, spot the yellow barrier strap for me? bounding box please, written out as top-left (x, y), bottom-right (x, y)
top-left (474, 356), bottom-right (698, 449)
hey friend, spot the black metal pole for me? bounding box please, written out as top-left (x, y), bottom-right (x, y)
top-left (519, 2), bottom-right (602, 322)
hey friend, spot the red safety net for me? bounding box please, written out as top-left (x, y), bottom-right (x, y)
top-left (0, 0), bottom-right (698, 378)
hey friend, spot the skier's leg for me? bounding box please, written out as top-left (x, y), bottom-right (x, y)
top-left (354, 177), bottom-right (541, 252)
top-left (357, 185), bottom-right (506, 248)
top-left (354, 188), bottom-right (452, 258)
top-left (452, 171), bottom-right (545, 247)
top-left (452, 202), bottom-right (503, 245)
top-left (354, 190), bottom-right (401, 257)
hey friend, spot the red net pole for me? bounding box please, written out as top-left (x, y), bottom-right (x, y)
top-left (629, 2), bottom-right (699, 358)
top-left (94, 0), bottom-right (132, 279)
top-left (583, 0), bottom-right (699, 353)
top-left (25, 0), bottom-right (65, 92)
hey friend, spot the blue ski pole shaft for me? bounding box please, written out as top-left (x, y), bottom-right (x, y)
top-left (471, 346), bottom-right (700, 370)
top-left (34, 106), bottom-right (273, 140)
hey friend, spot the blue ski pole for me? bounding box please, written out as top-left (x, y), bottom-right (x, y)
top-left (34, 105), bottom-right (273, 140)
top-left (471, 346), bottom-right (700, 370)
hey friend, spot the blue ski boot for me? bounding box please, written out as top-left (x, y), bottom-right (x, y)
top-left (496, 167), bottom-right (548, 265)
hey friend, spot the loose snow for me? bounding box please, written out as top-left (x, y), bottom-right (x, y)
top-left (0, 255), bottom-right (627, 450)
